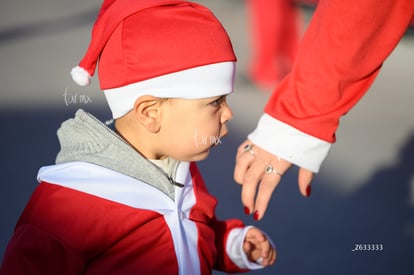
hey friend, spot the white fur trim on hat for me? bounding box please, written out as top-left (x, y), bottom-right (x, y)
top-left (104, 61), bottom-right (236, 119)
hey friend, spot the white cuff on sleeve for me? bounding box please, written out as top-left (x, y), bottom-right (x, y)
top-left (226, 226), bottom-right (265, 270)
top-left (248, 114), bottom-right (332, 173)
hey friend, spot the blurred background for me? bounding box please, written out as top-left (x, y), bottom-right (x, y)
top-left (0, 0), bottom-right (413, 274)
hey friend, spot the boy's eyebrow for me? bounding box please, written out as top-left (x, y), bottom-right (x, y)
top-left (204, 95), bottom-right (222, 101)
top-left (208, 95), bottom-right (226, 103)
top-left (203, 95), bottom-right (227, 106)
top-left (215, 95), bottom-right (226, 101)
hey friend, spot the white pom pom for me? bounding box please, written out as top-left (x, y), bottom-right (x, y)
top-left (71, 66), bottom-right (91, 86)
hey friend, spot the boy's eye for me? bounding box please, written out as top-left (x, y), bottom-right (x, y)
top-left (209, 96), bottom-right (225, 107)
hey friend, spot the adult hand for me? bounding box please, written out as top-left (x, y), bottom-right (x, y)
top-left (234, 139), bottom-right (314, 220)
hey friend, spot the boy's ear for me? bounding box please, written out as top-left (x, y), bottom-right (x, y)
top-left (132, 95), bottom-right (163, 133)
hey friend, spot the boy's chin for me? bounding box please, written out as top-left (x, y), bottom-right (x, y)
top-left (184, 149), bottom-right (211, 162)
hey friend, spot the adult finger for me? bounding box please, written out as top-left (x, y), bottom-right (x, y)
top-left (298, 167), bottom-right (314, 197)
top-left (252, 174), bottom-right (281, 220)
top-left (240, 157), bottom-right (266, 213)
top-left (235, 140), bottom-right (252, 160)
top-left (234, 141), bottom-right (256, 185)
top-left (238, 143), bottom-right (290, 217)
top-left (253, 160), bottom-right (292, 220)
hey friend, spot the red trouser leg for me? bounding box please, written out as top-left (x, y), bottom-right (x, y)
top-left (247, 0), bottom-right (301, 90)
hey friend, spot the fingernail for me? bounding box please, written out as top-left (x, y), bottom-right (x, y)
top-left (244, 206), bottom-right (250, 215)
top-left (306, 185), bottom-right (311, 197)
top-left (253, 211), bottom-right (260, 221)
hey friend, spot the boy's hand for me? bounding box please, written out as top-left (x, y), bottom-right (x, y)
top-left (243, 227), bottom-right (276, 267)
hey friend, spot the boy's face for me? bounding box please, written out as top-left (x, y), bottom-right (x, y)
top-left (158, 95), bottom-right (233, 162)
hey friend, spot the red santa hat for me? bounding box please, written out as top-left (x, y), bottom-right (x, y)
top-left (71, 0), bottom-right (237, 119)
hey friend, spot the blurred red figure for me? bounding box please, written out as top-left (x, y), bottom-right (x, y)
top-left (247, 0), bottom-right (302, 91)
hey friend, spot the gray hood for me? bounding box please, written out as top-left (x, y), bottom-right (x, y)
top-left (55, 109), bottom-right (178, 199)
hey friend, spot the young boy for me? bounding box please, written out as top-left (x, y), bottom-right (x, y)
top-left (0, 0), bottom-right (276, 274)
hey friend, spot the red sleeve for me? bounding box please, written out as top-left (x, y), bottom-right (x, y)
top-left (0, 225), bottom-right (84, 275)
top-left (265, 0), bottom-right (414, 142)
top-left (209, 218), bottom-right (250, 273)
top-left (189, 163), bottom-right (249, 273)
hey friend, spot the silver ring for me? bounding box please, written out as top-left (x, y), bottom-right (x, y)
top-left (243, 144), bottom-right (255, 155)
top-left (264, 164), bottom-right (282, 177)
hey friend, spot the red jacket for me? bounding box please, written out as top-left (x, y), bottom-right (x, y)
top-left (0, 162), bottom-right (253, 275)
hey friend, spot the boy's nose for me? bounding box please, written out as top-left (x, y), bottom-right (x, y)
top-left (221, 103), bottom-right (233, 123)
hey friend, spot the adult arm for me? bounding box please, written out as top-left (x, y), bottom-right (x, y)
top-left (235, 0), bottom-right (414, 219)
